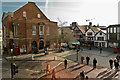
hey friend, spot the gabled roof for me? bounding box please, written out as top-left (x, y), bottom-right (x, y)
top-left (95, 30), bottom-right (106, 36)
top-left (77, 25), bottom-right (87, 34)
top-left (90, 26), bottom-right (100, 33)
top-left (74, 24), bottom-right (101, 34)
top-left (14, 2), bottom-right (48, 20)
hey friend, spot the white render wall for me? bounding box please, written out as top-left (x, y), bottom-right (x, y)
top-left (85, 28), bottom-right (95, 40)
top-left (86, 29), bottom-right (95, 36)
top-left (95, 31), bottom-right (107, 41)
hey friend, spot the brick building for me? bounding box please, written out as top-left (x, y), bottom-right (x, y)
top-left (2, 2), bottom-right (58, 54)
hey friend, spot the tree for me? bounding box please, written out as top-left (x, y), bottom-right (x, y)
top-left (57, 18), bottom-right (68, 51)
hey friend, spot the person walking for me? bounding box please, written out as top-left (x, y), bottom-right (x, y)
top-left (80, 70), bottom-right (85, 80)
top-left (64, 59), bottom-right (67, 69)
top-left (46, 64), bottom-right (50, 74)
top-left (85, 76), bottom-right (89, 80)
top-left (51, 68), bottom-right (56, 80)
top-left (116, 55), bottom-right (119, 62)
top-left (100, 47), bottom-right (102, 53)
top-left (109, 58), bottom-right (113, 69)
top-left (81, 56), bottom-right (84, 64)
top-left (86, 56), bottom-right (90, 65)
top-left (93, 58), bottom-right (97, 69)
top-left (114, 59), bottom-right (119, 71)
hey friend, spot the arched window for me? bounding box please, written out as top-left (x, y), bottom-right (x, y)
top-left (37, 14), bottom-right (40, 18)
top-left (23, 11), bottom-right (26, 17)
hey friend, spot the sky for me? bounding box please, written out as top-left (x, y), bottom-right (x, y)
top-left (0, 0), bottom-right (120, 28)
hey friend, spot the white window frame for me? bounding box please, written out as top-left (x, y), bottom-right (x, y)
top-left (32, 25), bottom-right (36, 35)
top-left (39, 26), bottom-right (44, 35)
top-left (107, 28), bottom-right (109, 33)
top-left (37, 14), bottom-right (40, 18)
top-left (110, 27), bottom-right (113, 33)
top-left (114, 27), bottom-right (116, 33)
top-left (23, 11), bottom-right (26, 17)
top-left (46, 26), bottom-right (50, 35)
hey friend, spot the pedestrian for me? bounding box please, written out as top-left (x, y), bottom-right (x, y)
top-left (51, 68), bottom-right (56, 80)
top-left (86, 56), bottom-right (90, 65)
top-left (93, 58), bottom-right (97, 69)
top-left (114, 59), bottom-right (119, 71)
top-left (81, 56), bottom-right (84, 64)
top-left (100, 47), bottom-right (102, 53)
top-left (109, 58), bottom-right (113, 69)
top-left (46, 64), bottom-right (50, 74)
top-left (80, 70), bottom-right (85, 80)
top-left (116, 55), bottom-right (119, 62)
top-left (114, 58), bottom-right (117, 64)
top-left (64, 59), bottom-right (67, 69)
top-left (85, 76), bottom-right (89, 80)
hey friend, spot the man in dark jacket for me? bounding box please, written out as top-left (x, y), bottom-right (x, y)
top-left (80, 71), bottom-right (85, 80)
top-left (109, 58), bottom-right (113, 69)
top-left (114, 59), bottom-right (119, 71)
top-left (86, 56), bottom-right (90, 65)
top-left (93, 58), bottom-right (97, 69)
top-left (64, 59), bottom-right (67, 69)
top-left (116, 55), bottom-right (119, 62)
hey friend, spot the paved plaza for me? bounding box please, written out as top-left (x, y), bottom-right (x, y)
top-left (2, 47), bottom-right (120, 79)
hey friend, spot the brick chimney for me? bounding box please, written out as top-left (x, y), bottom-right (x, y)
top-left (89, 22), bottom-right (92, 28)
top-left (72, 22), bottom-right (77, 30)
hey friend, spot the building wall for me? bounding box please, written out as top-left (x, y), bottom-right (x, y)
top-left (85, 28), bottom-right (95, 40)
top-left (118, 1), bottom-right (120, 24)
top-left (95, 31), bottom-right (106, 41)
top-left (2, 2), bottom-right (58, 54)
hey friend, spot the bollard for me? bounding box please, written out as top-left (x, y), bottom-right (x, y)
top-left (32, 55), bottom-right (34, 60)
top-left (54, 56), bottom-right (56, 60)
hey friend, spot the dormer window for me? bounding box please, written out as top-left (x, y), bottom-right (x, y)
top-left (23, 11), bottom-right (26, 17)
top-left (38, 14), bottom-right (40, 18)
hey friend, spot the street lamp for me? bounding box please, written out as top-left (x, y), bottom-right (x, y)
top-left (24, 17), bottom-right (27, 53)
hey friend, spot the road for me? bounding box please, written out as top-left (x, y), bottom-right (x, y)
top-left (57, 47), bottom-right (119, 68)
top-left (1, 47), bottom-right (120, 79)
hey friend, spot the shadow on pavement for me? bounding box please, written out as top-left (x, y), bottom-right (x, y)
top-left (100, 71), bottom-right (112, 78)
top-left (68, 63), bottom-right (79, 69)
top-left (96, 69), bottom-right (108, 78)
top-left (85, 68), bottom-right (94, 74)
top-left (71, 64), bottom-right (86, 72)
top-left (107, 71), bottom-right (117, 78)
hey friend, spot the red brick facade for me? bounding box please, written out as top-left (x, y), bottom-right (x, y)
top-left (2, 2), bottom-right (58, 54)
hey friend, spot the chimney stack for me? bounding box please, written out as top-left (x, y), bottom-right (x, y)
top-left (72, 22), bottom-right (77, 30)
top-left (89, 22), bottom-right (92, 28)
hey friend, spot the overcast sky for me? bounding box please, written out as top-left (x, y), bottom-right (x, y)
top-left (1, 0), bottom-right (120, 28)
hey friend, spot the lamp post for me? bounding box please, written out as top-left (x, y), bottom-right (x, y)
top-left (11, 23), bottom-right (14, 79)
top-left (24, 17), bottom-right (27, 53)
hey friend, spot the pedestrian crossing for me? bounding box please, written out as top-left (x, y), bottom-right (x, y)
top-left (68, 63), bottom-right (119, 79)
top-left (42, 62), bottom-right (119, 79)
